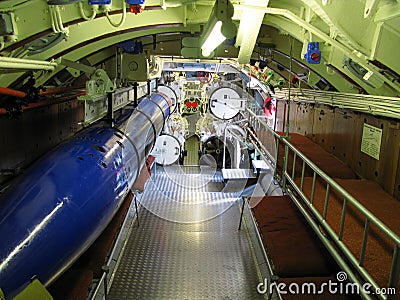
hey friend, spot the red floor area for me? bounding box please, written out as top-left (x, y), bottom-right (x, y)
top-left (251, 196), bottom-right (361, 299)
top-left (300, 177), bottom-right (400, 291)
top-left (252, 132), bottom-right (399, 299)
top-left (251, 196), bottom-right (338, 277)
top-left (277, 132), bottom-right (357, 179)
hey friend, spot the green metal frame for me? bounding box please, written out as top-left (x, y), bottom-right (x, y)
top-left (246, 104), bottom-right (400, 300)
top-left (2, 0), bottom-right (400, 97)
top-left (280, 135), bottom-right (400, 299)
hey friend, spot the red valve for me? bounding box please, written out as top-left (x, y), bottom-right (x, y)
top-left (311, 52), bottom-right (320, 62)
top-left (185, 101), bottom-right (199, 108)
top-left (129, 4), bottom-right (143, 14)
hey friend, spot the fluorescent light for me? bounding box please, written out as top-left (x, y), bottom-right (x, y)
top-left (198, 0), bottom-right (236, 58)
top-left (235, 0), bottom-right (268, 64)
top-left (201, 21), bottom-right (226, 57)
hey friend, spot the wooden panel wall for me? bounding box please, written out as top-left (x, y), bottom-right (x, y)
top-left (276, 100), bottom-right (400, 200)
top-left (312, 107), bottom-right (335, 151)
top-left (331, 109), bottom-right (359, 168)
top-left (293, 103), bottom-right (314, 137)
top-left (0, 100), bottom-right (84, 186)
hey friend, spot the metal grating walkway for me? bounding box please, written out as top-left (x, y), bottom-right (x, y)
top-left (107, 166), bottom-right (265, 299)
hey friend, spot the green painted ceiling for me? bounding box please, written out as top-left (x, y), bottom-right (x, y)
top-left (0, 0), bottom-right (399, 96)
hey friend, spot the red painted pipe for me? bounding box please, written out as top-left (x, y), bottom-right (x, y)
top-left (0, 87), bottom-right (26, 98)
top-left (0, 91), bottom-right (86, 115)
top-left (1, 86), bottom-right (85, 98)
top-left (39, 86), bottom-right (85, 96)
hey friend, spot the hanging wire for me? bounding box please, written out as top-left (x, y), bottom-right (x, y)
top-left (49, 5), bottom-right (69, 35)
top-left (55, 5), bottom-right (68, 33)
top-left (105, 0), bottom-right (127, 28)
top-left (78, 2), bottom-right (97, 21)
top-left (49, 6), bottom-right (58, 33)
top-left (285, 36), bottom-right (293, 137)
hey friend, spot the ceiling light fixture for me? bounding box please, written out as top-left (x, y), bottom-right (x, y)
top-left (200, 0), bottom-right (236, 58)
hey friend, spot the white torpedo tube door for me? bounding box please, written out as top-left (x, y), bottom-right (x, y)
top-left (152, 134), bottom-right (181, 165)
top-left (158, 85), bottom-right (178, 114)
top-left (209, 87), bottom-right (243, 120)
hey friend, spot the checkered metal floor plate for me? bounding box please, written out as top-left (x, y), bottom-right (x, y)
top-left (107, 166), bottom-right (265, 299)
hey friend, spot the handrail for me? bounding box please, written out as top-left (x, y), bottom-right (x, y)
top-left (90, 193), bottom-right (140, 300)
top-left (279, 137), bottom-right (400, 299)
top-left (280, 137), bottom-right (400, 246)
top-left (240, 196), bottom-right (282, 299)
top-left (246, 108), bottom-right (277, 166)
top-left (245, 106), bottom-right (400, 299)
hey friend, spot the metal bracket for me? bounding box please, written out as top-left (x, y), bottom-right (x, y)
top-left (58, 58), bottom-right (115, 101)
top-left (79, 85), bottom-right (147, 125)
top-left (0, 12), bottom-right (18, 43)
top-left (77, 69), bottom-right (115, 101)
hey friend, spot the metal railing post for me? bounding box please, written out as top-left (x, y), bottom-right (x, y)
top-left (102, 265), bottom-right (110, 300)
top-left (238, 196), bottom-right (246, 230)
top-left (388, 245), bottom-right (400, 299)
top-left (282, 143), bottom-right (289, 192)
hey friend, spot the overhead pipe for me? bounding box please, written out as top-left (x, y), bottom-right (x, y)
top-left (0, 56), bottom-right (57, 67)
top-left (0, 56), bottom-right (57, 71)
top-left (50, 6), bottom-right (58, 33)
top-left (264, 8), bottom-right (368, 61)
top-left (275, 88), bottom-right (400, 119)
top-left (0, 86), bottom-right (84, 98)
top-left (38, 85), bottom-right (85, 96)
top-left (161, 0), bottom-right (214, 8)
top-left (0, 86), bottom-right (86, 116)
top-left (49, 5), bottom-right (69, 35)
top-left (0, 61), bottom-right (55, 70)
top-left (0, 87), bottom-right (26, 98)
top-left (55, 5), bottom-right (68, 33)
top-left (0, 91), bottom-right (86, 115)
